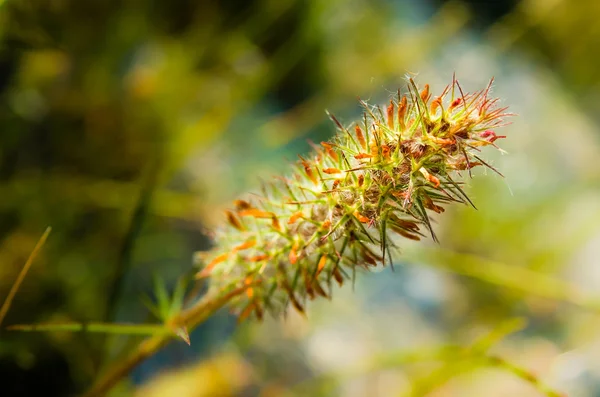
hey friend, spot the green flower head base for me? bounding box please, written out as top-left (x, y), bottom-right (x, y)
top-left (195, 76), bottom-right (511, 321)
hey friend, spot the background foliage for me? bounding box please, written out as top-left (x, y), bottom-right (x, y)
top-left (1, 0), bottom-right (600, 396)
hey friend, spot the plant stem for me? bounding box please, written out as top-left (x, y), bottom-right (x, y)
top-left (0, 227), bottom-right (51, 327)
top-left (82, 285), bottom-right (248, 397)
top-left (6, 323), bottom-right (170, 335)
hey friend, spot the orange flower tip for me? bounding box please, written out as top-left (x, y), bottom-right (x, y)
top-left (381, 145), bottom-right (391, 159)
top-left (449, 97), bottom-right (462, 110)
top-left (232, 240), bottom-right (256, 252)
top-left (354, 153), bottom-right (374, 160)
top-left (398, 95), bottom-right (408, 120)
top-left (226, 210), bottom-right (245, 231)
top-left (195, 251), bottom-right (229, 278)
top-left (428, 175), bottom-right (440, 188)
top-left (299, 156), bottom-right (319, 184)
top-left (248, 254), bottom-right (269, 262)
top-left (431, 96), bottom-right (442, 113)
top-left (317, 255), bottom-right (327, 275)
top-left (238, 209), bottom-right (276, 219)
top-left (288, 211), bottom-right (304, 224)
top-left (322, 219), bottom-right (332, 229)
top-left (430, 136), bottom-right (455, 146)
top-left (392, 190), bottom-right (406, 199)
top-left (420, 84), bottom-right (430, 103)
top-left (398, 96), bottom-right (408, 129)
top-left (234, 200), bottom-right (253, 211)
top-left (479, 130), bottom-right (506, 143)
top-left (321, 141), bottom-right (339, 162)
top-left (271, 216), bottom-right (281, 231)
top-left (369, 141), bottom-right (379, 157)
top-left (323, 168), bottom-right (342, 175)
top-left (386, 100), bottom-right (395, 129)
top-left (289, 241), bottom-right (300, 264)
top-left (195, 267), bottom-right (212, 279)
top-left (355, 124), bottom-right (367, 149)
top-left (419, 167), bottom-right (440, 188)
top-left (353, 210), bottom-right (370, 223)
top-left (210, 252), bottom-right (229, 266)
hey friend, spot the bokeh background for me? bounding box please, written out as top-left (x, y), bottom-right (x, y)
top-left (2, 0), bottom-right (600, 396)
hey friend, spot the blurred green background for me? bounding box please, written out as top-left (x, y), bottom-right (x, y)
top-left (2, 0), bottom-right (600, 396)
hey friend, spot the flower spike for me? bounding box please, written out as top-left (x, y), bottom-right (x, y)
top-left (195, 77), bottom-right (511, 319)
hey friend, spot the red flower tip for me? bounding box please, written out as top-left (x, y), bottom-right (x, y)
top-left (480, 130), bottom-right (506, 143)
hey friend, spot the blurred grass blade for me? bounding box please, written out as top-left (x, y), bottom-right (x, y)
top-left (486, 355), bottom-right (564, 397)
top-left (140, 294), bottom-right (163, 321)
top-left (169, 277), bottom-right (188, 315)
top-left (6, 322), bottom-right (171, 335)
top-left (401, 353), bottom-right (564, 397)
top-left (0, 227), bottom-right (52, 327)
top-left (407, 247), bottom-right (600, 311)
top-left (152, 273), bottom-right (172, 320)
top-left (286, 344), bottom-right (463, 396)
top-left (403, 358), bottom-right (479, 397)
top-left (471, 317), bottom-right (528, 353)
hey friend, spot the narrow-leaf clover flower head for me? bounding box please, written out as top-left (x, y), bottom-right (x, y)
top-left (195, 76), bottom-right (512, 321)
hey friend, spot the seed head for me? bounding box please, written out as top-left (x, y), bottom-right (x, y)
top-left (195, 76), bottom-right (512, 321)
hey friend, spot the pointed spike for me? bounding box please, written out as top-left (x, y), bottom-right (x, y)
top-left (326, 110), bottom-right (344, 130)
top-left (414, 195), bottom-right (438, 242)
top-left (172, 325), bottom-right (191, 345)
top-left (332, 266), bottom-right (344, 286)
top-left (380, 215), bottom-right (388, 266)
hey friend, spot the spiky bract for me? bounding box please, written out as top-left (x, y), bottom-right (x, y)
top-left (195, 76), bottom-right (511, 321)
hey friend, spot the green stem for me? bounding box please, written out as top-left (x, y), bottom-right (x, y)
top-left (6, 323), bottom-right (170, 335)
top-left (81, 285), bottom-right (248, 397)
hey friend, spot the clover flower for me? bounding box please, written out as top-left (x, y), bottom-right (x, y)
top-left (195, 76), bottom-right (511, 320)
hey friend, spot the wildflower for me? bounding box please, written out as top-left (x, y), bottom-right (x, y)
top-left (195, 76), bottom-right (512, 319)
